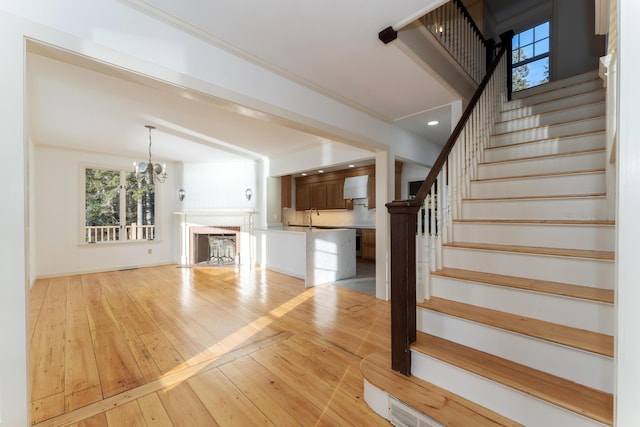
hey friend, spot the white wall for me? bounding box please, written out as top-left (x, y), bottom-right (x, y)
top-left (401, 163), bottom-right (431, 200)
top-left (34, 146), bottom-right (182, 277)
top-left (181, 160), bottom-right (257, 211)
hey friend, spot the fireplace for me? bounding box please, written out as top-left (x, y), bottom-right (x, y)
top-left (189, 226), bottom-right (240, 265)
top-left (176, 210), bottom-right (254, 267)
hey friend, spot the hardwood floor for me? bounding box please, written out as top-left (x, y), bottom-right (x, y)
top-left (29, 265), bottom-right (391, 426)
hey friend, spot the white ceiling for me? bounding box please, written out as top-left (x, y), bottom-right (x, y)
top-left (27, 0), bottom-right (468, 167)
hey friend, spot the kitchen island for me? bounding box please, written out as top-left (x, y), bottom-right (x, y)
top-left (255, 226), bottom-right (356, 287)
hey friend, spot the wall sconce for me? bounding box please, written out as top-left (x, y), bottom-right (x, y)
top-left (178, 189), bottom-right (186, 201)
top-left (245, 188), bottom-right (252, 201)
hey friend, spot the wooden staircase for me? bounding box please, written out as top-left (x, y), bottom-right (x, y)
top-left (363, 70), bottom-right (615, 426)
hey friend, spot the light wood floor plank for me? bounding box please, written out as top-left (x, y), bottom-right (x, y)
top-left (28, 279), bottom-right (49, 343)
top-left (70, 412), bottom-right (108, 427)
top-left (157, 382), bottom-right (219, 426)
top-left (104, 400), bottom-right (146, 427)
top-left (136, 392), bottom-right (173, 427)
top-left (31, 277), bottom-right (68, 423)
top-left (217, 358), bottom-right (303, 426)
top-left (64, 275), bottom-right (102, 412)
top-left (188, 368), bottom-right (275, 426)
top-left (82, 274), bottom-right (144, 397)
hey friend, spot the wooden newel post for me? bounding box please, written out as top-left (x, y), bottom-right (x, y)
top-left (386, 199), bottom-right (420, 375)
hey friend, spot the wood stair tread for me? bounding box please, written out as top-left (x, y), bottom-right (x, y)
top-left (432, 267), bottom-right (614, 304)
top-left (417, 297), bottom-right (614, 357)
top-left (444, 242), bottom-right (614, 260)
top-left (412, 332), bottom-right (613, 426)
top-left (360, 351), bottom-right (523, 427)
top-left (471, 168), bottom-right (604, 183)
top-left (479, 147), bottom-right (605, 165)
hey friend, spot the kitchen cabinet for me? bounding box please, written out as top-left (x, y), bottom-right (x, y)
top-left (361, 228), bottom-right (376, 261)
top-left (296, 184), bottom-right (312, 210)
top-left (367, 173), bottom-right (376, 209)
top-left (326, 180), bottom-right (346, 209)
top-left (310, 184), bottom-right (327, 209)
top-left (281, 175), bottom-right (292, 209)
top-left (295, 178), bottom-right (347, 211)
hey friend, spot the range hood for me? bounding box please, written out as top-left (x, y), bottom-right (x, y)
top-left (343, 175), bottom-right (368, 199)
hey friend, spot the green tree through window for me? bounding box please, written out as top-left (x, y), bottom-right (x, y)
top-left (85, 168), bottom-right (156, 242)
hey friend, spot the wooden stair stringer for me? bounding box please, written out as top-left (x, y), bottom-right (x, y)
top-left (412, 332), bottom-right (614, 426)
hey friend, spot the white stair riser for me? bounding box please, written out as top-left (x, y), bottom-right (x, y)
top-left (485, 132), bottom-right (605, 162)
top-left (491, 116), bottom-right (605, 147)
top-left (470, 172), bottom-right (605, 198)
top-left (430, 276), bottom-right (614, 334)
top-left (417, 309), bottom-right (614, 393)
top-left (411, 351), bottom-right (610, 427)
top-left (500, 89), bottom-right (605, 121)
top-left (511, 70), bottom-right (600, 99)
top-left (442, 246), bottom-right (613, 288)
top-left (478, 150), bottom-right (605, 179)
top-left (506, 78), bottom-right (604, 109)
top-left (495, 102), bottom-right (605, 134)
top-left (452, 222), bottom-right (614, 251)
top-left (461, 197), bottom-right (607, 220)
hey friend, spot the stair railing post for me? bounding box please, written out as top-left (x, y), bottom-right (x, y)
top-left (386, 200), bottom-right (420, 375)
top-left (499, 30), bottom-right (515, 101)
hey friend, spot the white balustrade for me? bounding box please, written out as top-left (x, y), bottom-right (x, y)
top-left (415, 52), bottom-right (508, 302)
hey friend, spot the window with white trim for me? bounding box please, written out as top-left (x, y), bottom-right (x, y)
top-left (84, 167), bottom-right (156, 243)
top-left (512, 21), bottom-right (550, 91)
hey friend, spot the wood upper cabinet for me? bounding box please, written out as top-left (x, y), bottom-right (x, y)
top-left (281, 175), bottom-right (292, 209)
top-left (326, 180), bottom-right (346, 209)
top-left (310, 184), bottom-right (327, 210)
top-left (293, 162), bottom-right (401, 211)
top-left (367, 173), bottom-right (376, 210)
top-left (295, 184), bottom-right (312, 210)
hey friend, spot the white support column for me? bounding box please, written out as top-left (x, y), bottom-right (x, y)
top-left (616, 0), bottom-right (640, 423)
top-left (375, 150), bottom-right (391, 300)
top-left (0, 13), bottom-right (30, 426)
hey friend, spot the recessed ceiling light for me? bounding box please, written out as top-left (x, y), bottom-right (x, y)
top-left (348, 164), bottom-right (355, 168)
top-left (318, 170), bottom-right (324, 173)
top-left (427, 120), bottom-right (439, 126)
top-left (301, 173), bottom-right (307, 176)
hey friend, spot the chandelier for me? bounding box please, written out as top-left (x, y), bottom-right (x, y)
top-left (133, 125), bottom-right (167, 184)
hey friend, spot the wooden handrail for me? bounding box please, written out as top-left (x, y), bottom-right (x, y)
top-left (414, 30), bottom-right (513, 206)
top-left (385, 30), bottom-right (513, 375)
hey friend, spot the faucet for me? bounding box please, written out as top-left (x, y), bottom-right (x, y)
top-left (307, 208), bottom-right (319, 229)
